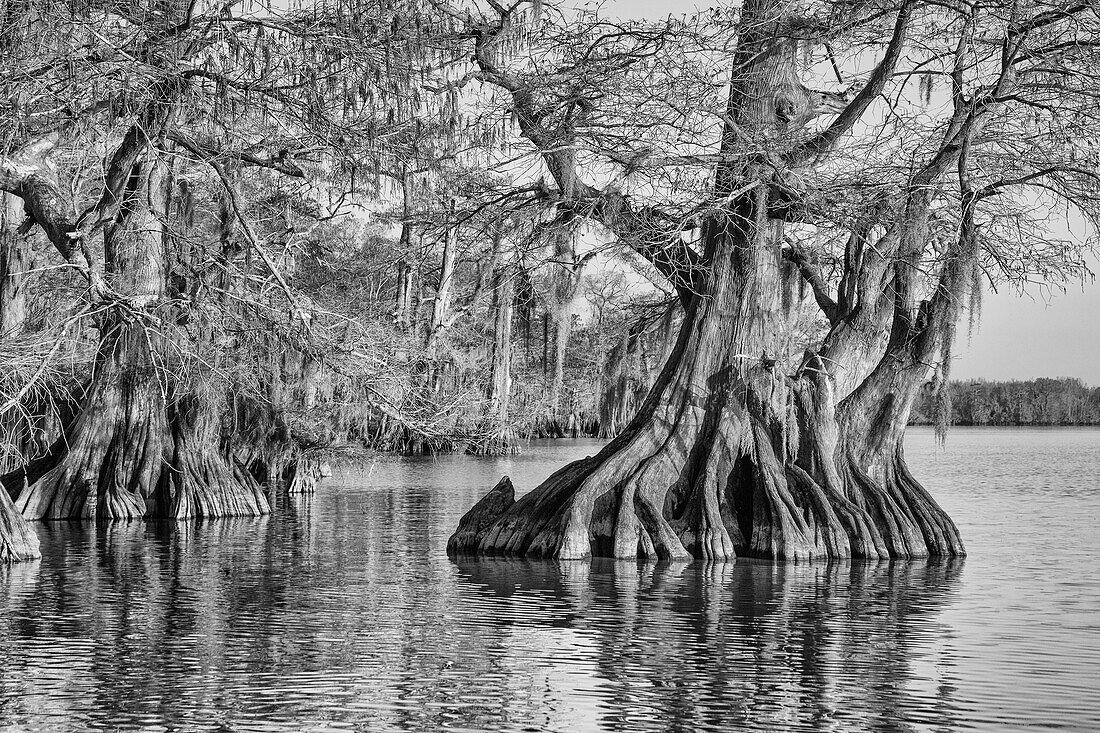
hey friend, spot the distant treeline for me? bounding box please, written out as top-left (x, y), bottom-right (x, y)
top-left (910, 378), bottom-right (1100, 426)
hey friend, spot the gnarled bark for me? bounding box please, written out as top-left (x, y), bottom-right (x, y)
top-left (14, 321), bottom-right (167, 520)
top-left (447, 476), bottom-right (515, 553)
top-left (450, 294), bottom-right (962, 562)
top-left (0, 194), bottom-right (42, 560)
top-left (452, 211), bottom-right (830, 562)
top-left (157, 392), bottom-right (270, 517)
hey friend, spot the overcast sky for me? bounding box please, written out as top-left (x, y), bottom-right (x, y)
top-left (579, 0), bottom-right (1100, 386)
top-left (949, 275), bottom-right (1100, 384)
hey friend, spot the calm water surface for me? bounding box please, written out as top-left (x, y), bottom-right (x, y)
top-left (1, 428), bottom-right (1099, 732)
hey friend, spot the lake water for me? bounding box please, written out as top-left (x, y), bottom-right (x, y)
top-left (1, 428), bottom-right (1098, 732)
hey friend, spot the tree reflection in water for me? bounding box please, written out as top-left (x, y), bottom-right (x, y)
top-left (452, 557), bottom-right (965, 732)
top-left (0, 486), bottom-right (964, 733)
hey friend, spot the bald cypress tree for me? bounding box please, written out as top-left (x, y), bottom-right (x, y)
top-left (450, 0), bottom-right (1100, 560)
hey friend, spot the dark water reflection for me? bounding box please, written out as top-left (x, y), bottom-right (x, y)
top-left (1, 430), bottom-right (1098, 732)
top-left (452, 557), bottom-right (965, 733)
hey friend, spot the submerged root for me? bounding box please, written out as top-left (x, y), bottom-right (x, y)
top-left (784, 464), bottom-right (853, 558)
top-left (889, 448), bottom-right (964, 557)
top-left (450, 345), bottom-right (963, 563)
top-left (786, 464), bottom-right (887, 560)
top-left (448, 476), bottom-right (516, 554)
top-left (841, 445), bottom-right (963, 559)
top-left (158, 394), bottom-right (270, 517)
top-left (450, 410), bottom-right (744, 562)
top-left (667, 427), bottom-right (739, 561)
top-left (846, 458), bottom-right (927, 559)
top-left (743, 422), bottom-right (821, 561)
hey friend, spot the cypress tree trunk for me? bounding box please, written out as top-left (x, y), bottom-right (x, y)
top-left (0, 192), bottom-right (37, 476)
top-left (543, 229), bottom-right (587, 434)
top-left (424, 201), bottom-right (458, 402)
top-left (12, 151), bottom-right (172, 520)
top-left (428, 202), bottom-right (457, 342)
top-left (547, 304), bottom-right (570, 424)
top-left (546, 291), bottom-right (575, 429)
top-left (474, 261), bottom-right (518, 454)
top-left (0, 193), bottom-right (30, 337)
top-left (449, 205), bottom-right (961, 562)
top-left (4, 145), bottom-right (269, 521)
top-left (832, 357), bottom-right (964, 559)
top-left (394, 170), bottom-right (417, 332)
top-left (285, 353), bottom-right (324, 495)
top-left (450, 208), bottom-right (795, 560)
top-left (14, 320), bottom-right (169, 519)
top-left (284, 455), bottom-right (321, 494)
top-left (156, 391), bottom-right (270, 515)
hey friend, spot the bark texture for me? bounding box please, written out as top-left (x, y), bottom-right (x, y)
top-left (0, 193), bottom-right (31, 337)
top-left (0, 476), bottom-right (39, 562)
top-left (447, 476), bottom-right (515, 553)
top-left (449, 235), bottom-right (962, 562)
top-left (14, 322), bottom-right (168, 520)
top-left (158, 393), bottom-right (269, 517)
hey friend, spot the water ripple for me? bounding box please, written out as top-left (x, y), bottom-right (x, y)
top-left (1, 429), bottom-right (1098, 732)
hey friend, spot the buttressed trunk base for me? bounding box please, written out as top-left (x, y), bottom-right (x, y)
top-left (449, 215), bottom-right (963, 563)
top-left (4, 319), bottom-right (269, 522)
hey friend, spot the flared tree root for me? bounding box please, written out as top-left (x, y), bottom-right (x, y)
top-left (157, 399), bottom-right (269, 517)
top-left (5, 360), bottom-right (270, 522)
top-left (13, 366), bottom-right (166, 520)
top-left (448, 417), bottom-right (963, 562)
